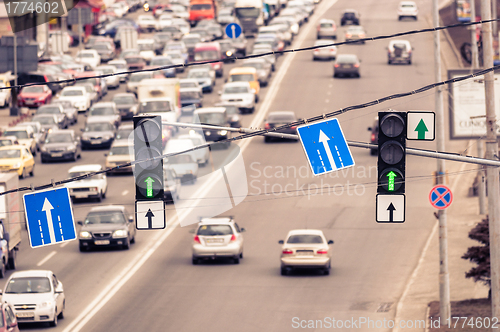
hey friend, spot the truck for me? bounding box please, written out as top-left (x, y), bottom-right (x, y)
top-left (189, 0), bottom-right (217, 26)
top-left (137, 78), bottom-right (182, 126)
top-left (0, 172), bottom-right (22, 277)
top-left (234, 0), bottom-right (265, 36)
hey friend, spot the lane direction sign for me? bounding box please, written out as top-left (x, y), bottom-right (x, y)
top-left (23, 188), bottom-right (76, 248)
top-left (297, 118), bottom-right (355, 176)
top-left (136, 200), bottom-right (166, 229)
top-left (407, 111), bottom-right (435, 140)
top-left (225, 23), bottom-right (242, 39)
top-left (429, 185), bottom-right (453, 209)
top-left (376, 194), bottom-right (405, 223)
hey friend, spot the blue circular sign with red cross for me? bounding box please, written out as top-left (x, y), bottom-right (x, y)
top-left (429, 185), bottom-right (453, 209)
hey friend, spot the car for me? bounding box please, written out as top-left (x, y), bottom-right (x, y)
top-left (80, 120), bottom-right (116, 149)
top-left (317, 18), bottom-right (337, 39)
top-left (86, 102), bottom-right (121, 128)
top-left (85, 36), bottom-right (114, 49)
top-left (190, 28), bottom-right (213, 43)
top-left (164, 139), bottom-right (199, 181)
top-left (112, 93), bottom-right (139, 120)
top-left (263, 111), bottom-right (299, 143)
top-left (40, 129), bottom-right (81, 163)
top-left (241, 58), bottom-right (272, 87)
top-left (108, 59), bottom-right (129, 82)
top-left (279, 229), bottom-right (334, 275)
top-left (1, 270), bottom-right (65, 326)
top-left (105, 140), bottom-right (134, 174)
top-left (15, 121), bottom-right (44, 151)
top-left (75, 49), bottom-right (101, 69)
top-left (196, 63), bottom-right (216, 81)
top-left (227, 67), bottom-right (260, 102)
top-left (191, 217), bottom-right (245, 264)
top-left (96, 65), bottom-right (121, 89)
top-left (193, 107), bottom-right (230, 147)
top-left (187, 68), bottom-right (215, 93)
top-left (398, 0), bottom-right (418, 20)
top-left (50, 100), bottom-right (78, 125)
top-left (177, 133), bottom-right (209, 165)
top-left (124, 55), bottom-right (147, 71)
top-left (207, 24), bottom-right (223, 40)
top-left (159, 25), bottom-right (183, 41)
top-left (97, 18), bottom-right (140, 39)
top-left (65, 164), bottom-right (108, 201)
top-left (180, 78), bottom-right (203, 95)
top-left (0, 302), bottom-right (19, 332)
top-left (231, 35), bottom-right (248, 56)
top-left (91, 43), bottom-right (116, 62)
top-left (218, 39), bottom-right (237, 62)
top-left (217, 8), bottom-right (236, 25)
top-left (0, 145), bottom-right (34, 178)
top-left (312, 39), bottom-right (337, 60)
top-left (75, 72), bottom-right (105, 99)
top-left (253, 35), bottom-right (284, 53)
top-left (340, 9), bottom-right (360, 25)
top-left (138, 14), bottom-right (159, 32)
top-left (17, 72), bottom-right (61, 95)
top-left (164, 41), bottom-right (189, 63)
top-left (77, 205), bottom-right (136, 251)
top-left (127, 72), bottom-right (153, 95)
top-left (148, 56), bottom-right (176, 78)
top-left (182, 34), bottom-right (202, 60)
top-left (154, 32), bottom-right (173, 51)
top-left (270, 16), bottom-right (299, 36)
top-left (30, 114), bottom-right (59, 135)
top-left (119, 48), bottom-right (140, 60)
top-left (333, 53), bottom-right (361, 78)
top-left (115, 123), bottom-right (134, 143)
top-left (218, 82), bottom-right (255, 114)
top-left (58, 86), bottom-right (91, 112)
top-left (1, 126), bottom-right (37, 156)
top-left (214, 103), bottom-right (242, 128)
top-left (158, 14), bottom-right (173, 30)
top-left (36, 104), bottom-right (69, 129)
top-left (17, 85), bottom-right (52, 108)
top-left (75, 83), bottom-right (99, 105)
top-left (367, 116), bottom-right (378, 155)
top-left (387, 39), bottom-right (413, 64)
top-left (180, 87), bottom-right (203, 114)
top-left (163, 50), bottom-right (186, 72)
top-left (345, 25), bottom-right (366, 43)
top-left (0, 83), bottom-right (11, 109)
top-left (137, 39), bottom-right (157, 63)
top-left (259, 25), bottom-right (293, 46)
top-left (249, 48), bottom-right (276, 72)
top-left (193, 42), bottom-right (224, 77)
top-left (0, 136), bottom-right (19, 147)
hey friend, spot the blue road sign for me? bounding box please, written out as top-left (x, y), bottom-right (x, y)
top-left (23, 188), bottom-right (76, 248)
top-left (297, 118), bottom-right (355, 176)
top-left (429, 185), bottom-right (453, 209)
top-left (225, 23), bottom-right (242, 39)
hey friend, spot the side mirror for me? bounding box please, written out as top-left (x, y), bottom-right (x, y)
top-left (240, 228), bottom-right (246, 232)
top-left (77, 221), bottom-right (83, 225)
top-left (128, 215), bottom-right (134, 222)
top-left (278, 240), bottom-right (284, 244)
top-left (188, 229), bottom-right (195, 233)
top-left (367, 127), bottom-right (372, 131)
top-left (55, 281), bottom-right (63, 293)
top-left (328, 240), bottom-right (334, 244)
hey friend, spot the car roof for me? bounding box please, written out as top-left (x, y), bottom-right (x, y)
top-left (9, 270), bottom-right (53, 279)
top-left (91, 101), bottom-right (116, 107)
top-left (68, 164), bottom-right (103, 172)
top-left (194, 107), bottom-right (226, 114)
top-left (0, 145), bottom-right (22, 151)
top-left (223, 81), bottom-right (251, 87)
top-left (111, 140), bottom-right (133, 147)
top-left (389, 39), bottom-right (411, 45)
top-left (229, 67), bottom-right (257, 74)
top-left (287, 229), bottom-right (325, 236)
top-left (88, 205), bottom-right (127, 213)
top-left (47, 129), bottom-right (75, 135)
top-left (113, 93), bottom-right (136, 98)
top-left (180, 87), bottom-right (201, 92)
top-left (199, 217), bottom-right (233, 224)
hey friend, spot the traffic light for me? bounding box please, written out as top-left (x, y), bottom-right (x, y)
top-left (134, 115), bottom-right (164, 200)
top-left (377, 111), bottom-right (406, 194)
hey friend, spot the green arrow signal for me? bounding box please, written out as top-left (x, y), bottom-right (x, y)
top-left (387, 171), bottom-right (397, 191)
top-left (144, 177), bottom-right (155, 197)
top-left (415, 119), bottom-right (428, 140)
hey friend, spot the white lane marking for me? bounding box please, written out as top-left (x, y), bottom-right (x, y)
top-left (58, 215), bottom-right (64, 241)
top-left (122, 190), bottom-right (129, 196)
top-left (60, 241), bottom-right (69, 248)
top-left (64, 1), bottom-right (339, 330)
top-left (37, 251), bottom-right (57, 267)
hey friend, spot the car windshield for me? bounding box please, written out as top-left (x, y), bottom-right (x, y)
top-left (129, 73), bottom-right (150, 82)
top-left (113, 96), bottom-right (136, 104)
top-left (243, 62), bottom-right (263, 70)
top-left (0, 140), bottom-right (13, 147)
top-left (197, 224), bottom-right (233, 236)
top-left (235, 7), bottom-right (260, 17)
top-left (197, 112), bottom-right (225, 124)
top-left (268, 114), bottom-right (296, 122)
top-left (224, 86), bottom-right (249, 94)
top-left (5, 277), bottom-right (51, 294)
top-left (188, 71), bottom-right (209, 78)
top-left (180, 82), bottom-right (197, 88)
top-left (0, 149), bottom-right (20, 158)
top-left (84, 211), bottom-right (126, 224)
top-left (320, 22), bottom-right (333, 28)
top-left (37, 107), bottom-right (60, 114)
top-left (229, 74), bottom-right (254, 82)
top-left (61, 89), bottom-right (84, 97)
top-left (116, 128), bottom-right (133, 140)
top-left (109, 146), bottom-right (131, 155)
top-left (166, 154), bottom-right (194, 164)
top-left (79, 78), bottom-right (98, 86)
top-left (2, 131), bottom-right (27, 139)
top-left (93, 44), bottom-right (110, 50)
top-left (78, 52), bottom-right (95, 58)
top-left (181, 91), bottom-right (199, 99)
top-left (90, 107), bottom-right (115, 116)
top-left (45, 134), bottom-right (72, 143)
top-left (126, 57), bottom-right (144, 64)
top-left (86, 123), bottom-right (113, 132)
top-left (33, 116), bottom-right (56, 125)
top-left (191, 4), bottom-right (212, 10)
top-left (287, 234), bottom-right (324, 244)
top-left (22, 86), bottom-right (44, 93)
top-left (138, 43), bottom-right (154, 51)
top-left (151, 58), bottom-right (173, 66)
top-left (141, 100), bottom-right (172, 112)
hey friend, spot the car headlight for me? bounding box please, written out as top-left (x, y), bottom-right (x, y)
top-left (12, 162), bottom-right (21, 169)
top-left (205, 131), bottom-right (211, 136)
top-left (226, 50), bottom-right (233, 57)
top-left (40, 146), bottom-right (48, 152)
top-left (39, 301), bottom-right (54, 308)
top-left (81, 136), bottom-right (90, 141)
top-left (67, 145), bottom-right (76, 151)
top-left (79, 231), bottom-right (92, 239)
top-left (218, 130), bottom-right (228, 136)
top-left (112, 229), bottom-right (128, 238)
top-left (103, 135), bottom-right (112, 140)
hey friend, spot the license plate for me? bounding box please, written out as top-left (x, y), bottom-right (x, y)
top-left (94, 240), bottom-right (110, 245)
top-left (51, 153), bottom-right (63, 157)
top-left (75, 194), bottom-right (89, 198)
top-left (206, 238), bottom-right (224, 243)
top-left (91, 140), bottom-right (102, 144)
top-left (297, 251), bottom-right (313, 255)
top-left (16, 312), bottom-right (34, 318)
top-left (342, 64), bottom-right (352, 68)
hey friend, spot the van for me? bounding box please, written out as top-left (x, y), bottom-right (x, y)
top-left (193, 42), bottom-right (223, 77)
top-left (189, 0), bottom-right (216, 26)
top-left (227, 67), bottom-right (260, 102)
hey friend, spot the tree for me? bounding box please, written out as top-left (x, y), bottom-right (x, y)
top-left (462, 216), bottom-right (491, 299)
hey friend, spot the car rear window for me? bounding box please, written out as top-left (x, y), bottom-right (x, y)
top-left (320, 23), bottom-right (333, 28)
top-left (197, 224), bottom-right (233, 236)
top-left (287, 235), bottom-right (324, 244)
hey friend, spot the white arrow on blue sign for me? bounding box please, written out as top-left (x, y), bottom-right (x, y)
top-left (23, 187), bottom-right (76, 248)
top-left (225, 23), bottom-right (242, 39)
top-left (297, 118), bottom-right (355, 176)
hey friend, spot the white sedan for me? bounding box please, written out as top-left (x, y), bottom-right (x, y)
top-left (75, 49), bottom-right (101, 69)
top-left (58, 86), bottom-right (92, 112)
top-left (96, 65), bottom-right (120, 89)
top-left (138, 15), bottom-right (159, 32)
top-left (219, 82), bottom-right (255, 113)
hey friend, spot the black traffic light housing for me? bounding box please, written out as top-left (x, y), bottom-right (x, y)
top-left (377, 111), bottom-right (406, 194)
top-left (134, 115), bottom-right (164, 200)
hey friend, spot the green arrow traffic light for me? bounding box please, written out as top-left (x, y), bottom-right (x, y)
top-left (387, 171), bottom-right (397, 191)
top-left (145, 177), bottom-right (155, 197)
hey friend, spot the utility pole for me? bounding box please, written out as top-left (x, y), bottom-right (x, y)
top-left (481, 0), bottom-right (500, 319)
top-left (472, 0), bottom-right (480, 68)
top-left (432, 0), bottom-right (451, 321)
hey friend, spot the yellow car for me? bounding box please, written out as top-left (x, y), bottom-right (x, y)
top-left (227, 67), bottom-right (261, 102)
top-left (0, 145), bottom-right (35, 178)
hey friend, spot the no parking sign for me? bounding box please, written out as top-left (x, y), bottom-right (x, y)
top-left (429, 185), bottom-right (453, 209)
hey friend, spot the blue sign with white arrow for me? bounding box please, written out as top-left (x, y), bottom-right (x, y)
top-left (23, 187), bottom-right (76, 248)
top-left (225, 23), bottom-right (242, 39)
top-left (297, 118), bottom-right (355, 176)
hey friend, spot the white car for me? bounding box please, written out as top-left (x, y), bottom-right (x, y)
top-left (58, 86), bottom-right (91, 112)
top-left (65, 164), bottom-right (108, 201)
top-left (312, 39), bottom-right (337, 60)
top-left (1, 270), bottom-right (65, 327)
top-left (398, 0), bottom-right (418, 20)
top-left (158, 14), bottom-right (173, 30)
top-left (109, 2), bottom-right (126, 17)
top-left (75, 49), bottom-right (101, 69)
top-left (179, 78), bottom-right (202, 95)
top-left (164, 138), bottom-right (199, 181)
top-left (137, 39), bottom-right (157, 63)
top-left (0, 83), bottom-right (11, 108)
top-left (138, 15), bottom-right (159, 32)
top-left (108, 59), bottom-right (129, 82)
top-left (219, 82), bottom-right (255, 113)
top-left (96, 65), bottom-right (120, 89)
top-left (279, 229), bottom-right (334, 275)
top-left (177, 133), bottom-right (209, 166)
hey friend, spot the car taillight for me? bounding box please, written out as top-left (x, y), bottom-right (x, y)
top-left (359, 34), bottom-right (365, 38)
top-left (291, 126), bottom-right (297, 130)
top-left (314, 49), bottom-right (319, 53)
top-left (230, 234), bottom-right (236, 241)
top-left (194, 235), bottom-right (201, 243)
top-left (330, 48), bottom-right (335, 53)
top-left (334, 64), bottom-right (339, 68)
top-left (354, 64), bottom-right (360, 68)
top-left (371, 133), bottom-right (375, 142)
top-left (346, 33), bottom-right (352, 38)
top-left (282, 249), bottom-right (293, 254)
top-left (265, 123), bottom-right (271, 130)
top-left (317, 249), bottom-right (328, 254)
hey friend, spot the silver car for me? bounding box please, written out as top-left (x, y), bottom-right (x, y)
top-left (317, 18), bottom-right (337, 39)
top-left (387, 39), bottom-right (413, 64)
top-left (312, 39), bottom-right (337, 60)
top-left (333, 54), bottom-right (361, 78)
top-left (279, 229), bottom-right (334, 275)
top-left (191, 217), bottom-right (245, 264)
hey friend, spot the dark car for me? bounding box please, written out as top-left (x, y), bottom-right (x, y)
top-left (17, 72), bottom-right (61, 94)
top-left (50, 100), bottom-right (78, 125)
top-left (80, 120), bottom-right (116, 149)
top-left (263, 111), bottom-right (299, 143)
top-left (40, 129), bottom-right (82, 163)
top-left (180, 88), bottom-right (203, 114)
top-left (333, 54), bottom-right (361, 78)
top-left (193, 107), bottom-right (231, 148)
top-left (97, 19), bottom-right (139, 39)
top-left (91, 43), bottom-right (116, 62)
top-left (77, 205), bottom-right (136, 251)
top-left (30, 114), bottom-right (59, 133)
top-left (36, 104), bottom-right (69, 129)
top-left (367, 116), bottom-right (378, 155)
top-left (115, 123), bottom-right (134, 142)
top-left (112, 93), bottom-right (139, 120)
top-left (340, 9), bottom-right (360, 25)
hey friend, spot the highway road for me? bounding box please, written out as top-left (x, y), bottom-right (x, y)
top-left (1, 0), bottom-right (467, 331)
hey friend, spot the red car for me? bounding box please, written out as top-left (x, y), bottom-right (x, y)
top-left (74, 72), bottom-right (103, 99)
top-left (17, 85), bottom-right (52, 108)
top-left (0, 302), bottom-right (19, 332)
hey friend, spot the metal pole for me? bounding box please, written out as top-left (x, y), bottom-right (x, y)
top-left (433, 0), bottom-right (451, 321)
top-left (481, 0), bottom-right (500, 319)
top-left (478, 140), bottom-right (487, 214)
top-left (492, 0), bottom-right (497, 36)
top-left (471, 0), bottom-right (480, 68)
top-left (45, 21), bottom-right (50, 56)
top-left (78, 8), bottom-right (83, 53)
